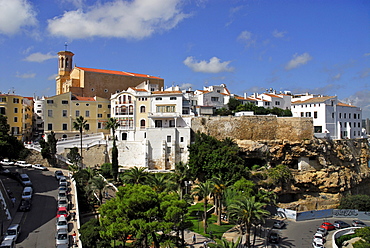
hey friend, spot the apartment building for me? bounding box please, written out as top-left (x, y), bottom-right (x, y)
top-left (291, 96), bottom-right (362, 139)
top-left (0, 94), bottom-right (33, 142)
top-left (43, 92), bottom-right (110, 140)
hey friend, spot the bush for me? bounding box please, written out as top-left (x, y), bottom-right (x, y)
top-left (339, 194), bottom-right (370, 211)
top-left (100, 163), bottom-right (112, 178)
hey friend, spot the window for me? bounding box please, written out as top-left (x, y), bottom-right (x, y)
top-left (170, 97), bottom-right (177, 100)
top-left (314, 111), bottom-right (317, 119)
top-left (13, 98), bottom-right (19, 103)
top-left (180, 137), bottom-right (184, 142)
top-left (85, 124), bottom-right (90, 130)
top-left (62, 123), bottom-right (67, 130)
top-left (108, 105), bottom-right (111, 109)
top-left (169, 120), bottom-right (175, 127)
top-left (122, 133), bottom-right (127, 140)
top-left (167, 147), bottom-right (171, 153)
top-left (306, 112), bottom-right (311, 117)
top-left (98, 123), bottom-right (102, 129)
top-left (156, 106), bottom-right (175, 113)
top-left (211, 97), bottom-right (219, 102)
top-left (339, 113), bottom-right (342, 118)
top-left (155, 120), bottom-right (162, 127)
top-left (98, 104), bottom-right (102, 108)
top-left (180, 148), bottom-right (184, 153)
top-left (0, 98), bottom-right (6, 102)
top-left (48, 110), bottom-right (53, 117)
top-left (140, 106), bottom-right (146, 113)
top-left (344, 113), bottom-right (347, 118)
top-left (47, 123), bottom-right (53, 130)
top-left (0, 107), bottom-right (5, 115)
top-left (140, 119), bottom-right (145, 128)
top-left (11, 127), bottom-right (19, 134)
top-left (167, 136), bottom-right (171, 142)
top-left (300, 112), bottom-right (304, 117)
top-left (91, 88), bottom-right (95, 91)
top-left (97, 113), bottom-right (102, 118)
top-left (155, 97), bottom-right (162, 101)
top-left (104, 89), bottom-right (108, 92)
top-left (36, 110), bottom-right (42, 113)
top-left (47, 100), bottom-right (54, 104)
top-left (76, 103), bottom-right (80, 106)
top-left (62, 110), bottom-right (67, 117)
top-left (314, 126), bottom-right (322, 133)
top-left (14, 108), bottom-right (18, 113)
top-left (275, 101), bottom-right (280, 105)
top-left (75, 110), bottom-right (80, 117)
top-left (62, 100), bottom-right (68, 104)
top-left (86, 103), bottom-right (90, 106)
top-left (332, 113), bottom-right (334, 119)
top-left (14, 117), bottom-right (18, 122)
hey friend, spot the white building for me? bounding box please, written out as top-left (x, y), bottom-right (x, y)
top-left (291, 96), bottom-right (362, 139)
top-left (110, 82), bottom-right (191, 171)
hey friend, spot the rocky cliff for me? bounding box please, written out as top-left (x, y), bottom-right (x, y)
top-left (237, 138), bottom-right (370, 210)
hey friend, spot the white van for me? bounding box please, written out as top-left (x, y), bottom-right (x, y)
top-left (0, 238), bottom-right (15, 248)
top-left (22, 187), bottom-right (33, 200)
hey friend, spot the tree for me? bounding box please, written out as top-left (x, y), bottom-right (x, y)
top-left (228, 196), bottom-right (269, 248)
top-left (209, 237), bottom-right (241, 248)
top-left (227, 98), bottom-right (241, 112)
top-left (105, 117), bottom-right (119, 181)
top-left (147, 173), bottom-right (170, 193)
top-left (73, 116), bottom-right (89, 167)
top-left (121, 166), bottom-right (148, 185)
top-left (67, 147), bottom-right (82, 174)
top-left (99, 184), bottom-right (189, 248)
top-left (192, 180), bottom-right (214, 234)
top-left (267, 164), bottom-right (293, 190)
top-left (211, 177), bottom-right (228, 225)
top-left (39, 131), bottom-right (58, 166)
top-left (170, 162), bottom-right (190, 200)
top-left (0, 115), bottom-right (26, 160)
top-left (339, 194), bottom-right (370, 211)
top-left (188, 132), bottom-right (247, 183)
top-left (79, 218), bottom-right (108, 248)
top-left (88, 176), bottom-right (110, 205)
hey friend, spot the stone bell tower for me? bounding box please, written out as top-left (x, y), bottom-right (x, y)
top-left (56, 48), bottom-right (74, 95)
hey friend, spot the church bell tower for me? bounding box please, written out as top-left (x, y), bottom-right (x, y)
top-left (56, 49), bottom-right (74, 95)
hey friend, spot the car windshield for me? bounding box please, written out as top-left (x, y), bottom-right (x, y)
top-left (58, 210), bottom-right (67, 215)
top-left (21, 178), bottom-right (29, 181)
top-left (59, 200), bottom-right (67, 204)
top-left (6, 230), bottom-right (15, 235)
top-left (23, 192), bottom-right (31, 196)
top-left (59, 192), bottom-right (66, 197)
top-left (57, 234), bottom-right (67, 240)
top-left (58, 221), bottom-right (67, 225)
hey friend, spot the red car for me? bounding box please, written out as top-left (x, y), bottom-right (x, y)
top-left (320, 222), bottom-right (335, 231)
top-left (56, 207), bottom-right (68, 218)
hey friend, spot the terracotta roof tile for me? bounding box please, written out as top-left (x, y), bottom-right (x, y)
top-left (76, 67), bottom-right (163, 80)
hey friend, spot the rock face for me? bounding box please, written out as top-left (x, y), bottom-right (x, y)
top-left (237, 138), bottom-right (370, 210)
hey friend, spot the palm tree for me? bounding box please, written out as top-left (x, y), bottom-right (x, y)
top-left (73, 116), bottom-right (89, 167)
top-left (210, 237), bottom-right (241, 248)
top-left (105, 117), bottom-right (120, 181)
top-left (228, 196), bottom-right (269, 248)
top-left (170, 162), bottom-right (189, 200)
top-left (122, 167), bottom-right (148, 185)
top-left (147, 173), bottom-right (169, 193)
top-left (211, 177), bottom-right (228, 225)
top-left (88, 175), bottom-right (110, 205)
top-left (192, 180), bottom-right (213, 234)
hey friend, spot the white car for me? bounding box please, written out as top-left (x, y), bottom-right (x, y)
top-left (0, 159), bottom-right (14, 166)
top-left (5, 224), bottom-right (21, 242)
top-left (32, 164), bottom-right (48, 171)
top-left (56, 216), bottom-right (68, 231)
top-left (55, 228), bottom-right (69, 246)
top-left (15, 161), bottom-right (32, 168)
top-left (312, 239), bottom-right (325, 248)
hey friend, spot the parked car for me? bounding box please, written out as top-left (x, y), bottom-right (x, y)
top-left (15, 161), bottom-right (32, 168)
top-left (19, 173), bottom-right (32, 187)
top-left (32, 164), bottom-right (48, 171)
top-left (56, 216), bottom-right (68, 231)
top-left (0, 168), bottom-right (11, 175)
top-left (18, 199), bottom-right (32, 212)
top-left (56, 207), bottom-right (68, 218)
top-left (334, 220), bottom-right (351, 229)
top-left (58, 190), bottom-right (67, 201)
top-left (59, 186), bottom-right (68, 192)
top-left (0, 159), bottom-right (14, 166)
top-left (312, 239), bottom-right (325, 248)
top-left (352, 220), bottom-right (367, 227)
top-left (313, 233), bottom-right (325, 242)
top-left (58, 199), bottom-right (69, 209)
top-left (21, 186), bottom-right (33, 201)
top-left (59, 176), bottom-right (68, 187)
top-left (55, 228), bottom-right (68, 246)
top-left (55, 170), bottom-right (64, 180)
top-left (316, 227), bottom-right (328, 236)
top-left (5, 224), bottom-right (21, 242)
top-left (273, 220), bottom-right (286, 229)
top-left (268, 232), bottom-right (280, 244)
top-left (320, 222), bottom-right (335, 231)
top-left (0, 238), bottom-right (15, 248)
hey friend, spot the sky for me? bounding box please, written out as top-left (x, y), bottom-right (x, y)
top-left (0, 0), bottom-right (369, 118)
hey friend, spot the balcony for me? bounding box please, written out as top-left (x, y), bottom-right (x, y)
top-left (148, 112), bottom-right (181, 118)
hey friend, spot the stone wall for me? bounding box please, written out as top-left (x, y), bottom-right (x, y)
top-left (191, 116), bottom-right (313, 141)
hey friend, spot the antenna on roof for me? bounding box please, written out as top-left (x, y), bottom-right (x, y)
top-left (64, 42), bottom-right (68, 51)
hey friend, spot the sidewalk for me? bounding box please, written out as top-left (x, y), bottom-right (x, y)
top-left (184, 229), bottom-right (212, 248)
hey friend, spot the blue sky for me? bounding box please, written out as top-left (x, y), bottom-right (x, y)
top-left (0, 0), bottom-right (369, 118)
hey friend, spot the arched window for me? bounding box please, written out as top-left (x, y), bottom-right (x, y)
top-left (122, 133), bottom-right (127, 140)
top-left (60, 58), bottom-right (64, 68)
top-left (118, 96), bottom-right (122, 104)
top-left (123, 95), bottom-right (126, 103)
top-left (140, 119), bottom-right (146, 129)
top-left (129, 105), bottom-right (133, 115)
top-left (128, 96), bottom-right (132, 103)
top-left (66, 58), bottom-right (69, 68)
top-left (140, 106), bottom-right (146, 113)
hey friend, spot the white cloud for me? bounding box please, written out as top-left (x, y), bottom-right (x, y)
top-left (331, 73), bottom-right (342, 81)
top-left (341, 90), bottom-right (370, 119)
top-left (183, 56), bottom-right (234, 73)
top-left (237, 30), bottom-right (255, 47)
top-left (272, 29), bottom-right (287, 38)
top-left (24, 52), bottom-right (58, 62)
top-left (16, 72), bottom-right (36, 78)
top-left (47, 0), bottom-right (190, 39)
top-left (179, 83), bottom-right (194, 90)
top-left (364, 53), bottom-right (370, 57)
top-left (285, 52), bottom-right (313, 70)
top-left (0, 0), bottom-right (37, 35)
top-left (48, 74), bottom-right (58, 80)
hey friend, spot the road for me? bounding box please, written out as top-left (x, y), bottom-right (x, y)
top-left (3, 167), bottom-right (61, 248)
